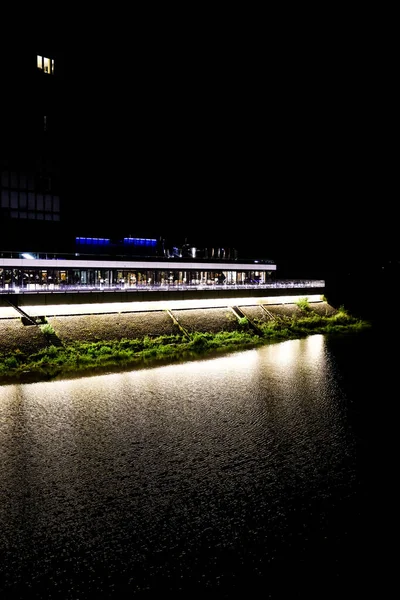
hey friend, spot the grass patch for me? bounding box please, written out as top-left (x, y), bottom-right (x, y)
top-left (0, 308), bottom-right (372, 384)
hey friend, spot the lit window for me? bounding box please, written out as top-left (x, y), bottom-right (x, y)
top-left (37, 55), bottom-right (55, 74)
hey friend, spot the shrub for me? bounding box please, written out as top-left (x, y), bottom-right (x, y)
top-left (296, 298), bottom-right (310, 311)
top-left (46, 345), bottom-right (58, 357)
top-left (189, 332), bottom-right (210, 349)
top-left (98, 345), bottom-right (112, 355)
top-left (4, 356), bottom-right (18, 368)
top-left (40, 323), bottom-right (55, 336)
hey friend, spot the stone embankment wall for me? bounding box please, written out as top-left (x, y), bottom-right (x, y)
top-left (0, 302), bottom-right (337, 356)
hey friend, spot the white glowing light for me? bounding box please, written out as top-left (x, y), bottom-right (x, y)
top-left (7, 294), bottom-right (324, 318)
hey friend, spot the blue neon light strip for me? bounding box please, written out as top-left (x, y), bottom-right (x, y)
top-left (123, 238), bottom-right (157, 247)
top-left (76, 237), bottom-right (110, 246)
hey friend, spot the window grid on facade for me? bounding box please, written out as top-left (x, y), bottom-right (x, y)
top-left (1, 169), bottom-right (60, 219)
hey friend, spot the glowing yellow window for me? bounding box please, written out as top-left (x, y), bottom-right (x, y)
top-left (37, 55), bottom-right (54, 74)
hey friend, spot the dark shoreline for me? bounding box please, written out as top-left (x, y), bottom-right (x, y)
top-left (0, 301), bottom-right (372, 386)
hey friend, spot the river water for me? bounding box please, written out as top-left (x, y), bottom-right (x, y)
top-left (0, 327), bottom-right (383, 598)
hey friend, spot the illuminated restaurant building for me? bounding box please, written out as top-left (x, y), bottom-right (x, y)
top-left (0, 50), bottom-right (325, 315)
top-left (0, 236), bottom-right (277, 291)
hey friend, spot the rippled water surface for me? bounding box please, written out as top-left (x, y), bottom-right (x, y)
top-left (0, 332), bottom-right (375, 598)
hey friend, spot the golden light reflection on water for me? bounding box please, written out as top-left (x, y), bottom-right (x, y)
top-left (0, 335), bottom-right (333, 435)
top-left (0, 334), bottom-right (347, 533)
top-left (260, 334), bottom-right (325, 369)
top-left (0, 335), bottom-right (329, 406)
top-left (0, 333), bottom-right (358, 598)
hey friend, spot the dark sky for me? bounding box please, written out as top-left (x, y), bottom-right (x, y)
top-left (9, 15), bottom-right (400, 274)
top-left (65, 24), bottom-right (395, 256)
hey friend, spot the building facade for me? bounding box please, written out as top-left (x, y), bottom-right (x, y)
top-left (1, 48), bottom-right (65, 252)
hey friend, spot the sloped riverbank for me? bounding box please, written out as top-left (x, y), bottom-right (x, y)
top-left (0, 302), bottom-right (371, 385)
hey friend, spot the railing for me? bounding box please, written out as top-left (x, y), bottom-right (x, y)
top-left (0, 250), bottom-right (276, 265)
top-left (0, 280), bottom-right (325, 294)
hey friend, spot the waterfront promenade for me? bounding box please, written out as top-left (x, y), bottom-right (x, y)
top-left (0, 280), bottom-right (325, 319)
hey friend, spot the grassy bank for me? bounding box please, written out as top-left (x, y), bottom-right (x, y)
top-left (0, 303), bottom-right (372, 385)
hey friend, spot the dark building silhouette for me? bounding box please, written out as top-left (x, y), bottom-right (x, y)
top-left (0, 47), bottom-right (275, 266)
top-left (1, 47), bottom-right (68, 252)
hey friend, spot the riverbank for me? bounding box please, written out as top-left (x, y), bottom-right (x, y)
top-left (0, 301), bottom-right (371, 385)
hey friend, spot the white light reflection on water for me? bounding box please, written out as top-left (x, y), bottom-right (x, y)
top-left (0, 335), bottom-right (358, 597)
top-left (0, 334), bottom-right (327, 409)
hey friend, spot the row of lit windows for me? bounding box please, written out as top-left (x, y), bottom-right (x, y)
top-left (6, 211), bottom-right (60, 221)
top-left (0, 268), bottom-right (264, 286)
top-left (37, 55), bottom-right (54, 75)
top-left (1, 191), bottom-right (60, 212)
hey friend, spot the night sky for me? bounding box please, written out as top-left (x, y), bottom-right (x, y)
top-left (8, 16), bottom-right (399, 276)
